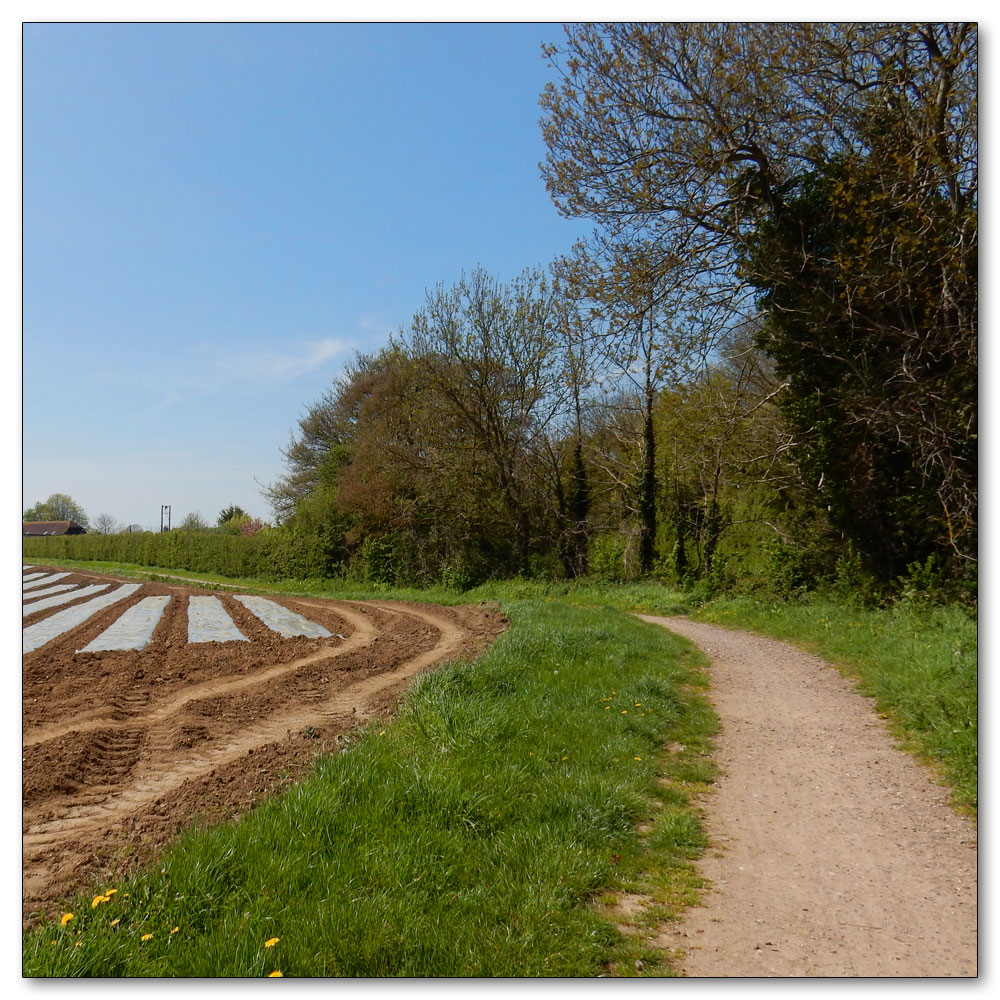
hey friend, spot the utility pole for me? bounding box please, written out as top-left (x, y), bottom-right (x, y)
top-left (160, 505), bottom-right (171, 533)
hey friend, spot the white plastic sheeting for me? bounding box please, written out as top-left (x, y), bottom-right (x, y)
top-left (188, 596), bottom-right (248, 643)
top-left (21, 573), bottom-right (72, 590)
top-left (78, 596), bottom-right (171, 652)
top-left (22, 583), bottom-right (78, 601)
top-left (232, 595), bottom-right (332, 639)
top-left (23, 584), bottom-right (110, 617)
top-left (22, 584), bottom-right (141, 654)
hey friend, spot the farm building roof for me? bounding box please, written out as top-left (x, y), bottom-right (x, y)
top-left (22, 520), bottom-right (87, 536)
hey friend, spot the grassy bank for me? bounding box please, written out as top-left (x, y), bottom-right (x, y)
top-left (23, 595), bottom-right (717, 977)
top-left (24, 560), bottom-right (976, 816)
top-left (22, 559), bottom-right (976, 975)
top-left (691, 595), bottom-right (978, 818)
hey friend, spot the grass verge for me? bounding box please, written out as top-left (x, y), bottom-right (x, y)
top-left (691, 594), bottom-right (977, 818)
top-left (23, 596), bottom-right (717, 977)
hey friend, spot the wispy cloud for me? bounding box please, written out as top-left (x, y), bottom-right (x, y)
top-left (358, 312), bottom-right (396, 340)
top-left (213, 337), bottom-right (353, 384)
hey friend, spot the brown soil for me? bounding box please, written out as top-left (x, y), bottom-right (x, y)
top-left (22, 567), bottom-right (506, 923)
top-left (638, 615), bottom-right (978, 978)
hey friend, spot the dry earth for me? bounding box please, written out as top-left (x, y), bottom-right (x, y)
top-left (22, 566), bottom-right (505, 923)
top-left (639, 615), bottom-right (978, 978)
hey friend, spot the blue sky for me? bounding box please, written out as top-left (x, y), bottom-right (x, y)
top-left (22, 21), bottom-right (592, 529)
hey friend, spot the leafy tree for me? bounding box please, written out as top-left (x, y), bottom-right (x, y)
top-left (178, 511), bottom-right (209, 532)
top-left (218, 505), bottom-right (248, 526)
top-left (23, 493), bottom-right (90, 528)
top-left (743, 147), bottom-right (976, 581)
top-left (540, 21), bottom-right (977, 589)
top-left (268, 268), bottom-right (575, 586)
top-left (403, 267), bottom-right (568, 575)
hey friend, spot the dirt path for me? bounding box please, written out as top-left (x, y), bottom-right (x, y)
top-left (638, 615), bottom-right (977, 978)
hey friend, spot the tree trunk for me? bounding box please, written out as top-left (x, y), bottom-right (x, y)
top-left (638, 387), bottom-right (657, 574)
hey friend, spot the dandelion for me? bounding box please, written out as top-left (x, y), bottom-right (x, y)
top-left (92, 894), bottom-right (111, 908)
top-left (561, 756), bottom-right (568, 761)
top-left (621, 709), bottom-right (628, 714)
top-left (634, 756), bottom-right (642, 761)
top-left (265, 937), bottom-right (280, 948)
top-left (60, 913), bottom-right (74, 926)
top-left (141, 933), bottom-right (153, 942)
top-left (268, 970), bottom-right (283, 977)
top-left (75, 941), bottom-right (82, 948)
top-left (105, 888), bottom-right (118, 896)
top-left (171, 927), bottom-right (179, 935)
top-left (111, 919), bottom-right (120, 927)
top-left (634, 702), bottom-right (641, 707)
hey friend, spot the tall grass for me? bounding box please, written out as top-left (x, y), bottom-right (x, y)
top-left (23, 599), bottom-right (716, 977)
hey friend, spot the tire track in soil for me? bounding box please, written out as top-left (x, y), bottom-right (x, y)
top-left (23, 571), bottom-right (505, 920)
top-left (23, 604), bottom-right (451, 847)
top-left (22, 604), bottom-right (378, 749)
top-left (638, 615), bottom-right (977, 978)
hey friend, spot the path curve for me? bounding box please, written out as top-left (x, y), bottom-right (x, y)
top-left (638, 615), bottom-right (977, 978)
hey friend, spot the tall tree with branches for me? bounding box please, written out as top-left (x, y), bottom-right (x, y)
top-left (540, 21), bottom-right (977, 584)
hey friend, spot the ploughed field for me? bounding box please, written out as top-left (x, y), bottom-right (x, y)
top-left (22, 565), bottom-right (506, 922)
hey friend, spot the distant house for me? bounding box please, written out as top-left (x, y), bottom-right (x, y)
top-left (23, 520), bottom-right (87, 536)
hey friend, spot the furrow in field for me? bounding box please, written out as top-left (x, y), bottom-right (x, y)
top-left (22, 602), bottom-right (464, 855)
top-left (23, 604), bottom-right (377, 749)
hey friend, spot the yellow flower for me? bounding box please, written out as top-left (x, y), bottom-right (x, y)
top-left (634, 702), bottom-right (641, 707)
top-left (75, 941), bottom-right (82, 948)
top-left (92, 894), bottom-right (110, 908)
top-left (621, 709), bottom-right (628, 714)
top-left (141, 933), bottom-right (153, 942)
top-left (60, 913), bottom-right (74, 926)
top-left (105, 888), bottom-right (118, 896)
top-left (268, 970), bottom-right (283, 977)
top-left (634, 756), bottom-right (642, 761)
top-left (561, 756), bottom-right (568, 761)
top-left (110, 918), bottom-right (120, 927)
top-left (265, 937), bottom-right (280, 948)
top-left (171, 927), bottom-right (179, 934)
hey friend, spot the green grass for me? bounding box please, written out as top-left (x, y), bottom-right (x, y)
top-left (691, 594), bottom-right (978, 818)
top-left (22, 557), bottom-right (976, 975)
top-left (19, 556), bottom-right (694, 613)
top-left (23, 596), bottom-right (717, 977)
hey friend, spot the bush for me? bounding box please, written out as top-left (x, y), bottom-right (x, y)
top-left (22, 524), bottom-right (345, 582)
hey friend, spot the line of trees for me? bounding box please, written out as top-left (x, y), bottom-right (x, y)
top-left (262, 23), bottom-right (975, 603)
top-left (30, 25), bottom-right (972, 604)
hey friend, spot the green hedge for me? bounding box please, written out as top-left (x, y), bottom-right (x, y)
top-left (22, 527), bottom-right (343, 581)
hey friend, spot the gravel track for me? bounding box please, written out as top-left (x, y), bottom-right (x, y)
top-left (639, 615), bottom-right (977, 978)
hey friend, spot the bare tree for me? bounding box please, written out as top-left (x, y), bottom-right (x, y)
top-left (92, 512), bottom-right (121, 535)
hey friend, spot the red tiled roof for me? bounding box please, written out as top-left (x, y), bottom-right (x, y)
top-left (22, 520), bottom-right (86, 535)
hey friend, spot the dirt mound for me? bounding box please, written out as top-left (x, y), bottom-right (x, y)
top-left (22, 567), bottom-right (506, 922)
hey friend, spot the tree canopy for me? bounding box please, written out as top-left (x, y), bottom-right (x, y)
top-left (23, 493), bottom-right (90, 528)
top-left (540, 21), bottom-right (977, 584)
top-left (257, 22), bottom-right (975, 602)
